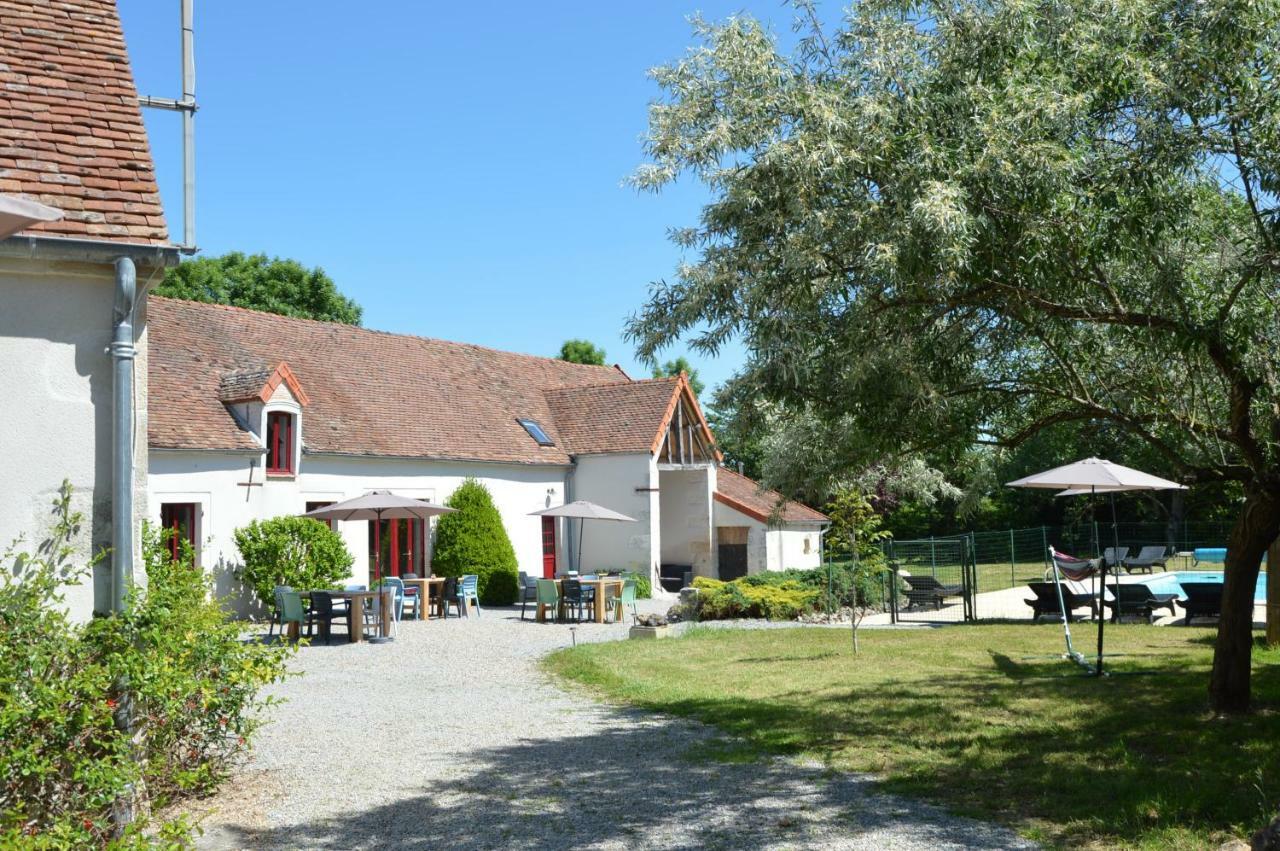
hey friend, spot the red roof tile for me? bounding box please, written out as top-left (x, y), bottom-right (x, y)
top-left (715, 467), bottom-right (829, 524)
top-left (147, 298), bottom-right (660, 464)
top-left (544, 378), bottom-right (683, 455)
top-left (0, 0), bottom-right (168, 243)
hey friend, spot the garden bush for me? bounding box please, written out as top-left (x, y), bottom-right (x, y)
top-left (623, 570), bottom-right (652, 599)
top-left (0, 483), bottom-right (290, 847)
top-left (692, 576), bottom-right (819, 621)
top-left (432, 479), bottom-right (518, 604)
top-left (234, 515), bottom-right (353, 611)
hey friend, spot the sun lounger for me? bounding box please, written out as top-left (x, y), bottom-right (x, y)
top-left (1104, 583), bottom-right (1180, 624)
top-left (1121, 546), bottom-right (1169, 574)
top-left (901, 574), bottom-right (964, 610)
top-left (1024, 581), bottom-right (1097, 622)
top-left (1180, 582), bottom-right (1223, 625)
top-left (1103, 547), bottom-right (1130, 568)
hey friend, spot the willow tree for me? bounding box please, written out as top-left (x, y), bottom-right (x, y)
top-left (627, 0), bottom-right (1280, 712)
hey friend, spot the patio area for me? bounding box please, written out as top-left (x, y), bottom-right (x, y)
top-left (189, 605), bottom-right (1033, 850)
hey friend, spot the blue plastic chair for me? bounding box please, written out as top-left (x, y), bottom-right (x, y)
top-left (380, 577), bottom-right (406, 622)
top-left (457, 574), bottom-right (481, 617)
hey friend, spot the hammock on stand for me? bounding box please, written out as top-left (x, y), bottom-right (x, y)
top-left (1046, 547), bottom-right (1104, 671)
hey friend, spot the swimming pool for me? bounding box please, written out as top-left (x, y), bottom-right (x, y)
top-left (1135, 570), bottom-right (1267, 602)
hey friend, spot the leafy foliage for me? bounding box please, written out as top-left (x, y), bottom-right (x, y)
top-left (234, 516), bottom-right (353, 612)
top-left (432, 479), bottom-right (519, 604)
top-left (626, 0), bottom-right (1280, 711)
top-left (156, 251), bottom-right (363, 325)
top-left (623, 570), bottom-right (652, 599)
top-left (0, 484), bottom-right (290, 847)
top-left (651, 355), bottom-right (705, 397)
top-left (557, 339), bottom-right (607, 365)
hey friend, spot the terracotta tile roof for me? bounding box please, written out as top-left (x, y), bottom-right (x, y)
top-left (148, 297), bottom-right (649, 465)
top-left (544, 378), bottom-right (683, 455)
top-left (0, 0), bottom-right (168, 243)
top-left (219, 363), bottom-right (310, 406)
top-left (715, 467), bottom-right (829, 524)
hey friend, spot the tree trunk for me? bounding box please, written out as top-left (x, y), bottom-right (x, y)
top-left (1209, 488), bottom-right (1280, 714)
top-left (1268, 538), bottom-right (1280, 648)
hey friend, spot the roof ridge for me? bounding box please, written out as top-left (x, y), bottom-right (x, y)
top-left (150, 296), bottom-right (629, 380)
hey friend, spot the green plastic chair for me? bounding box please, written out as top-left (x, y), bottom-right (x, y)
top-left (618, 579), bottom-right (638, 623)
top-left (280, 590), bottom-right (306, 642)
top-left (535, 578), bottom-right (561, 623)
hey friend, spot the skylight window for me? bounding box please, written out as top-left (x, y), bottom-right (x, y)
top-left (517, 418), bottom-right (555, 446)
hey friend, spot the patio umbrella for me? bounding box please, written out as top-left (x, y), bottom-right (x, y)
top-left (301, 490), bottom-right (455, 581)
top-left (529, 500), bottom-right (636, 574)
top-left (1008, 458), bottom-right (1186, 676)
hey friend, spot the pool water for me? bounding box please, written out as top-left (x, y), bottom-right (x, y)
top-left (1136, 570), bottom-right (1267, 602)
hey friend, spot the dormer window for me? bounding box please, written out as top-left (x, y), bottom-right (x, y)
top-left (517, 417), bottom-right (554, 447)
top-left (267, 411), bottom-right (295, 474)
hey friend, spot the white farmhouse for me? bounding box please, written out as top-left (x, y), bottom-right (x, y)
top-left (0, 0), bottom-right (181, 618)
top-left (146, 298), bottom-right (827, 613)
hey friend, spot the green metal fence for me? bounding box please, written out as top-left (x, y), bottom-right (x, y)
top-left (883, 536), bottom-right (976, 623)
top-left (865, 521), bottom-right (1231, 623)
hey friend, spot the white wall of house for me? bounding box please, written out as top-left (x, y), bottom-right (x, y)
top-left (571, 452), bottom-right (658, 579)
top-left (658, 466), bottom-right (716, 578)
top-left (766, 526), bottom-right (825, 571)
top-left (0, 257), bottom-right (149, 619)
top-left (712, 500), bottom-right (825, 574)
top-left (148, 446), bottom-right (569, 617)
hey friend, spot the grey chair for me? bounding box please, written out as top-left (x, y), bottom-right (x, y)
top-left (306, 590), bottom-right (351, 644)
top-left (518, 572), bottom-right (539, 621)
top-left (1103, 547), bottom-right (1131, 569)
top-left (561, 579), bottom-right (591, 623)
top-left (1122, 546), bottom-right (1170, 574)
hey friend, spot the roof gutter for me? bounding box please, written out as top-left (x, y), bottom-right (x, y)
top-left (0, 234), bottom-right (182, 268)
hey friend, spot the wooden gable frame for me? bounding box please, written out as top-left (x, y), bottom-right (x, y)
top-left (650, 375), bottom-right (721, 466)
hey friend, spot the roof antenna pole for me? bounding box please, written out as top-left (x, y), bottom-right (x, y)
top-left (139, 0), bottom-right (197, 252)
top-left (180, 0), bottom-right (195, 250)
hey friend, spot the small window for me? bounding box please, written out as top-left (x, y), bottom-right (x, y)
top-left (306, 500), bottom-right (336, 531)
top-left (517, 417), bottom-right (554, 446)
top-left (267, 411), bottom-right (295, 473)
top-left (803, 536), bottom-right (812, 555)
top-left (160, 502), bottom-right (197, 563)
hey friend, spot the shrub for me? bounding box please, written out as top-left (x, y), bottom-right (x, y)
top-left (432, 479), bottom-right (518, 604)
top-left (623, 570), bottom-right (652, 599)
top-left (234, 516), bottom-right (353, 611)
top-left (0, 483), bottom-right (291, 847)
top-left (691, 576), bottom-right (819, 621)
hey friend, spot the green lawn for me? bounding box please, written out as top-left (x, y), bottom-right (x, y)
top-left (545, 624), bottom-right (1280, 849)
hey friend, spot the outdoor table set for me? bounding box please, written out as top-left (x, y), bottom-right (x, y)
top-left (535, 575), bottom-right (626, 624)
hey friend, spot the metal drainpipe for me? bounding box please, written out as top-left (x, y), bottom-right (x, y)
top-left (110, 257), bottom-right (137, 614)
top-left (564, 461), bottom-right (575, 574)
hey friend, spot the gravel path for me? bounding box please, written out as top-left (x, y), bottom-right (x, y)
top-left (193, 602), bottom-right (1036, 850)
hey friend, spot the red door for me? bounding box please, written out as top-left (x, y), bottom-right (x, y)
top-left (541, 517), bottom-right (557, 579)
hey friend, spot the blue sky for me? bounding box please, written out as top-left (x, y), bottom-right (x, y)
top-left (117, 1), bottom-right (818, 396)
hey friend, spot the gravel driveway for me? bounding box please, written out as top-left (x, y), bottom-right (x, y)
top-left (193, 603), bottom-right (1036, 850)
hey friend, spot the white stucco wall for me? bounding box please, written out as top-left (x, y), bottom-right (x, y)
top-left (0, 257), bottom-right (149, 619)
top-left (767, 527), bottom-right (824, 571)
top-left (658, 466), bottom-right (715, 577)
top-left (712, 500), bottom-right (824, 574)
top-left (148, 448), bottom-right (569, 617)
top-left (571, 452), bottom-right (658, 580)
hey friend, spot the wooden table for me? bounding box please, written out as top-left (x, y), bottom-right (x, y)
top-left (536, 576), bottom-right (625, 624)
top-left (326, 589), bottom-right (391, 643)
top-left (400, 577), bottom-right (447, 619)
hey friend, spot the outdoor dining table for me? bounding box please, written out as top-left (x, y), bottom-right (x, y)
top-left (536, 576), bottom-right (625, 624)
top-left (400, 576), bottom-right (447, 619)
top-left (321, 588), bottom-right (392, 643)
